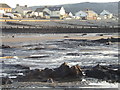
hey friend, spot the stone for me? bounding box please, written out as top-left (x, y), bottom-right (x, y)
top-left (47, 78), bottom-right (54, 83)
top-left (0, 45), bottom-right (11, 49)
top-left (1, 77), bottom-right (13, 85)
top-left (16, 62), bottom-right (83, 82)
top-left (85, 64), bottom-right (119, 81)
top-left (71, 64), bottom-right (83, 77)
top-left (14, 64), bottom-right (30, 69)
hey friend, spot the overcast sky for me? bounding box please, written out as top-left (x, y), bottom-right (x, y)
top-left (1, 0), bottom-right (119, 8)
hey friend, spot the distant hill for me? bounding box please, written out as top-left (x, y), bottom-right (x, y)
top-left (30, 2), bottom-right (118, 15)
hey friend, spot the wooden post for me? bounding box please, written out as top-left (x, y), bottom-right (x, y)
top-left (82, 26), bottom-right (84, 28)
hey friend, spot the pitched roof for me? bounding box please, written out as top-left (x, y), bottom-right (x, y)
top-left (43, 11), bottom-right (50, 15)
top-left (35, 8), bottom-right (44, 12)
top-left (48, 6), bottom-right (62, 11)
top-left (100, 10), bottom-right (112, 15)
top-left (17, 6), bottom-right (31, 11)
top-left (75, 11), bottom-right (87, 17)
top-left (86, 10), bottom-right (98, 15)
top-left (0, 3), bottom-right (11, 8)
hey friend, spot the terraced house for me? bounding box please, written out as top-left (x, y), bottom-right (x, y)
top-left (85, 9), bottom-right (98, 20)
top-left (13, 4), bottom-right (32, 17)
top-left (34, 6), bottom-right (66, 19)
top-left (0, 3), bottom-right (12, 13)
top-left (43, 6), bottom-right (66, 19)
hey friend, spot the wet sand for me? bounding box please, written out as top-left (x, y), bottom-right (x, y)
top-left (2, 34), bottom-right (119, 43)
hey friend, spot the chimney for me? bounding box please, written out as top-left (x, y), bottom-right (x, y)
top-left (16, 4), bottom-right (19, 7)
top-left (44, 6), bottom-right (48, 8)
top-left (25, 5), bottom-right (27, 7)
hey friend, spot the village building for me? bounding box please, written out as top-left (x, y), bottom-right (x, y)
top-left (34, 8), bottom-right (44, 17)
top-left (75, 11), bottom-right (87, 20)
top-left (100, 10), bottom-right (113, 19)
top-left (66, 12), bottom-right (74, 18)
top-left (43, 6), bottom-right (66, 19)
top-left (13, 4), bottom-right (32, 17)
top-left (85, 9), bottom-right (98, 20)
top-left (0, 3), bottom-right (12, 13)
top-left (34, 7), bottom-right (50, 18)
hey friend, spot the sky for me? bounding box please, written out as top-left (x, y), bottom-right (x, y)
top-left (1, 0), bottom-right (119, 8)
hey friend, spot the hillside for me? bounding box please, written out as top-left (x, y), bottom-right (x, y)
top-left (30, 2), bottom-right (118, 15)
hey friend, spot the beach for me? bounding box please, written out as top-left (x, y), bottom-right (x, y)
top-left (0, 18), bottom-right (119, 89)
top-left (0, 32), bottom-right (119, 89)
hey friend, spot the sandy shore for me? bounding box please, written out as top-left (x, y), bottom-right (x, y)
top-left (2, 34), bottom-right (119, 44)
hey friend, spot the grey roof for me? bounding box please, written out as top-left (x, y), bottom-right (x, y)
top-left (0, 3), bottom-right (11, 8)
top-left (100, 10), bottom-right (112, 15)
top-left (18, 6), bottom-right (31, 11)
top-left (48, 6), bottom-right (62, 11)
top-left (43, 11), bottom-right (50, 15)
top-left (35, 8), bottom-right (44, 12)
top-left (86, 10), bottom-right (98, 15)
top-left (75, 11), bottom-right (88, 17)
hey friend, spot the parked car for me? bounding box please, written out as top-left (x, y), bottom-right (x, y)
top-left (3, 13), bottom-right (15, 19)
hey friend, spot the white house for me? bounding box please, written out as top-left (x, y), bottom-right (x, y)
top-left (0, 3), bottom-right (12, 13)
top-left (75, 11), bottom-right (87, 19)
top-left (100, 10), bottom-right (113, 19)
top-left (85, 10), bottom-right (98, 20)
top-left (13, 4), bottom-right (32, 17)
top-left (34, 8), bottom-right (44, 17)
top-left (68, 12), bottom-right (74, 17)
top-left (43, 6), bottom-right (66, 18)
top-left (0, 10), bottom-right (5, 16)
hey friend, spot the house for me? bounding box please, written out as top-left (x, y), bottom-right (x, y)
top-left (34, 8), bottom-right (44, 17)
top-left (100, 10), bottom-right (113, 19)
top-left (43, 6), bottom-right (66, 19)
top-left (0, 3), bottom-right (12, 13)
top-left (75, 11), bottom-right (87, 20)
top-left (85, 9), bottom-right (98, 20)
top-left (13, 4), bottom-right (32, 17)
top-left (66, 12), bottom-right (74, 18)
top-left (34, 7), bottom-right (50, 18)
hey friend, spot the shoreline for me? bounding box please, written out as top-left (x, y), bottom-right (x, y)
top-left (1, 63), bottom-right (119, 89)
top-left (2, 34), bottom-right (119, 43)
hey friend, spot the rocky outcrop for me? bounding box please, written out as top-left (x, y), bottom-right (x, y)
top-left (1, 77), bottom-right (13, 85)
top-left (85, 64), bottom-right (120, 82)
top-left (17, 62), bottom-right (83, 82)
top-left (0, 45), bottom-right (11, 49)
top-left (93, 37), bottom-right (120, 44)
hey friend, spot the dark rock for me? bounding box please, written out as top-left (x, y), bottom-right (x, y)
top-left (66, 53), bottom-right (80, 56)
top-left (17, 69), bottom-right (41, 81)
top-left (93, 38), bottom-right (109, 43)
top-left (1, 77), bottom-right (13, 85)
top-left (99, 34), bottom-right (103, 36)
top-left (41, 68), bottom-right (53, 78)
top-left (93, 37), bottom-right (120, 43)
top-left (27, 55), bottom-right (49, 58)
top-left (29, 47), bottom-right (45, 50)
top-left (71, 64), bottom-right (83, 77)
top-left (85, 69), bottom-right (106, 79)
top-left (82, 33), bottom-right (87, 36)
top-left (0, 45), bottom-right (11, 49)
top-left (47, 78), bottom-right (54, 83)
top-left (12, 35), bottom-right (14, 38)
top-left (14, 64), bottom-right (30, 69)
top-left (85, 64), bottom-right (119, 82)
top-left (64, 36), bottom-right (69, 38)
top-left (52, 62), bottom-right (72, 78)
top-left (16, 62), bottom-right (83, 82)
top-left (52, 62), bottom-right (83, 79)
